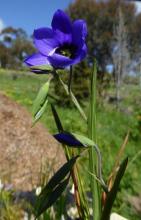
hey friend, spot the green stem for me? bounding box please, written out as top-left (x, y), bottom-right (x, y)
top-left (76, 164), bottom-right (90, 219)
top-left (68, 65), bottom-right (73, 93)
top-left (88, 61), bottom-right (101, 220)
top-left (58, 75), bottom-right (87, 121)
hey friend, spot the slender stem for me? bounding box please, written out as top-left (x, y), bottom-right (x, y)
top-left (70, 91), bottom-right (87, 121)
top-left (88, 61), bottom-right (101, 220)
top-left (80, 146), bottom-right (107, 192)
top-left (76, 164), bottom-right (90, 218)
top-left (71, 167), bottom-right (83, 218)
top-left (93, 144), bottom-right (108, 193)
top-left (65, 149), bottom-right (89, 219)
top-left (68, 65), bottom-right (73, 93)
top-left (58, 75), bottom-right (87, 121)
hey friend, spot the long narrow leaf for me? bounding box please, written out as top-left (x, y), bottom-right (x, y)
top-left (101, 157), bottom-right (128, 220)
top-left (31, 65), bottom-right (54, 72)
top-left (45, 156), bottom-right (79, 190)
top-left (51, 104), bottom-right (64, 132)
top-left (35, 176), bottom-right (70, 218)
top-left (33, 78), bottom-right (51, 118)
top-left (33, 99), bottom-right (48, 125)
top-left (72, 133), bottom-right (95, 147)
top-left (34, 156), bottom-right (79, 217)
top-left (88, 61), bottom-right (101, 220)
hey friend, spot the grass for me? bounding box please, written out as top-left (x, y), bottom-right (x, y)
top-left (0, 69), bottom-right (141, 219)
top-left (0, 190), bottom-right (22, 220)
top-left (0, 69), bottom-right (86, 133)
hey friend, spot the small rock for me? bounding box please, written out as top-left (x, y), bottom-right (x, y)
top-left (110, 213), bottom-right (129, 220)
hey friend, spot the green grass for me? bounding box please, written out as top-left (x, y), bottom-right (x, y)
top-left (0, 190), bottom-right (22, 220)
top-left (0, 69), bottom-right (141, 219)
top-left (0, 69), bottom-right (86, 133)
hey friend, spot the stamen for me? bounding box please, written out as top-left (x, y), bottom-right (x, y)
top-left (55, 44), bottom-right (77, 58)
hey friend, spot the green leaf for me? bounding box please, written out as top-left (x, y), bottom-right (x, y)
top-left (88, 60), bottom-right (101, 220)
top-left (41, 156), bottom-right (78, 193)
top-left (33, 79), bottom-right (51, 118)
top-left (72, 133), bottom-right (95, 147)
top-left (35, 156), bottom-right (79, 217)
top-left (101, 157), bottom-right (128, 220)
top-left (33, 99), bottom-right (48, 125)
top-left (35, 177), bottom-right (70, 217)
top-left (31, 65), bottom-right (53, 72)
top-left (32, 78), bottom-right (52, 125)
top-left (51, 104), bottom-right (64, 132)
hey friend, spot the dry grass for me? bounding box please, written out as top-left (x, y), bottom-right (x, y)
top-left (0, 93), bottom-right (65, 191)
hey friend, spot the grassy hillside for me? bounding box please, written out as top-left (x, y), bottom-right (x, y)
top-left (0, 69), bottom-right (141, 219)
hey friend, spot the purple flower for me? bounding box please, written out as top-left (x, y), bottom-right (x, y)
top-left (24, 9), bottom-right (87, 70)
top-left (54, 132), bottom-right (83, 147)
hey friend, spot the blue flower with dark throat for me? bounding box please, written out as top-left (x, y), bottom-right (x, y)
top-left (24, 9), bottom-right (87, 71)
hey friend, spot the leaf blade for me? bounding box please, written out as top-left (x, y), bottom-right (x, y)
top-left (33, 79), bottom-right (50, 117)
top-left (72, 133), bottom-right (95, 147)
top-left (51, 104), bottom-right (64, 132)
top-left (31, 65), bottom-right (54, 72)
top-left (33, 99), bottom-right (48, 125)
top-left (34, 156), bottom-right (79, 217)
top-left (35, 176), bottom-right (70, 217)
top-left (101, 157), bottom-right (128, 220)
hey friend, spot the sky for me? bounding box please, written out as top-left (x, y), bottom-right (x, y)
top-left (0, 0), bottom-right (73, 35)
top-left (135, 2), bottom-right (141, 13)
top-left (0, 0), bottom-right (141, 35)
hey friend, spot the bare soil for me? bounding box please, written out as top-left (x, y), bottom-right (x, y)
top-left (129, 195), bottom-right (141, 215)
top-left (0, 92), bottom-right (65, 191)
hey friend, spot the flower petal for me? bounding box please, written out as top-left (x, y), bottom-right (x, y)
top-left (71, 43), bottom-right (87, 65)
top-left (48, 53), bottom-right (73, 68)
top-left (72, 20), bottom-right (87, 48)
top-left (24, 53), bottom-right (50, 66)
top-left (54, 132), bottom-right (83, 147)
top-left (51, 10), bottom-right (72, 34)
top-left (55, 30), bottom-right (72, 46)
top-left (34, 28), bottom-right (59, 56)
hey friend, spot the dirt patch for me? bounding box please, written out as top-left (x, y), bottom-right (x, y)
top-left (128, 195), bottom-right (141, 215)
top-left (0, 93), bottom-right (65, 191)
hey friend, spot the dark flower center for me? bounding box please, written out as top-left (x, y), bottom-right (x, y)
top-left (56, 44), bottom-right (77, 58)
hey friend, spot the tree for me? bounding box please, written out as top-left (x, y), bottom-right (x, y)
top-left (11, 28), bottom-right (35, 64)
top-left (0, 27), bottom-right (35, 68)
top-left (0, 43), bottom-right (9, 68)
top-left (67, 0), bottom-right (136, 74)
top-left (112, 8), bottom-right (130, 106)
